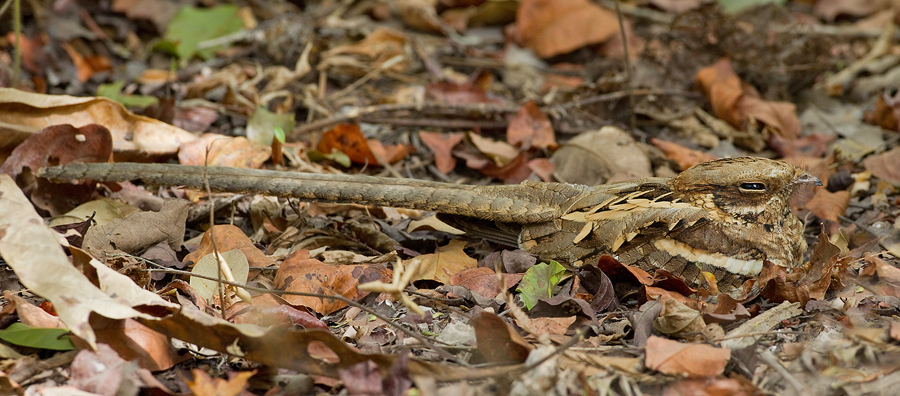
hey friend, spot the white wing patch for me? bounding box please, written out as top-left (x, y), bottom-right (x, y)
top-left (652, 238), bottom-right (763, 276)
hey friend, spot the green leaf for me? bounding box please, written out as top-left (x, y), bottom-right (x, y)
top-left (308, 149), bottom-right (352, 168)
top-left (273, 126), bottom-right (286, 144)
top-left (717, 0), bottom-right (785, 14)
top-left (97, 81), bottom-right (159, 109)
top-left (0, 323), bottom-right (76, 351)
top-left (516, 260), bottom-right (566, 310)
top-left (247, 106), bottom-right (295, 146)
top-left (156, 4), bottom-right (244, 60)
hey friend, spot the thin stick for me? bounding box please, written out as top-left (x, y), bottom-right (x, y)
top-left (613, 0), bottom-right (636, 132)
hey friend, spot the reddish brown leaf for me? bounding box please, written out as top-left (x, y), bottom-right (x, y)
top-left (644, 335), bottom-right (730, 377)
top-left (186, 369), bottom-right (255, 396)
top-left (696, 58), bottom-right (800, 139)
top-left (368, 138), bottom-right (414, 164)
top-left (184, 225), bottom-right (275, 270)
top-left (511, 0), bottom-right (619, 58)
top-left (803, 188), bottom-right (849, 223)
top-left (419, 131), bottom-right (464, 174)
top-left (273, 250), bottom-right (391, 315)
top-left (449, 267), bottom-right (504, 299)
top-left (471, 311), bottom-right (532, 363)
top-left (768, 134), bottom-right (834, 158)
top-left (507, 101), bottom-right (556, 149)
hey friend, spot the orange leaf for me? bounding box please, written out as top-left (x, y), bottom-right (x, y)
top-left (803, 188), bottom-right (849, 223)
top-left (316, 124), bottom-right (380, 165)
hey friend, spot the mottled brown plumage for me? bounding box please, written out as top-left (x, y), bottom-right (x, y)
top-left (38, 157), bottom-right (820, 296)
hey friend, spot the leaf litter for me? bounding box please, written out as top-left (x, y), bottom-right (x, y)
top-left (1, 0), bottom-right (900, 395)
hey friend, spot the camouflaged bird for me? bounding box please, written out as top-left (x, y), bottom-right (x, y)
top-left (38, 157), bottom-right (821, 297)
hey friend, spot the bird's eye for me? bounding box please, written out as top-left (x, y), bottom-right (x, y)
top-left (740, 182), bottom-right (766, 191)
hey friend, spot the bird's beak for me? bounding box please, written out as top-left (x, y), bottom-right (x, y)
top-left (796, 173), bottom-right (823, 186)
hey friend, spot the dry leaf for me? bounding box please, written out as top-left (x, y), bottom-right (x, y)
top-left (507, 101), bottom-right (556, 150)
top-left (511, 0), bottom-right (619, 58)
top-left (644, 336), bottom-right (730, 377)
top-left (650, 138), bottom-right (717, 171)
top-left (419, 131), bottom-right (464, 174)
top-left (407, 240), bottom-right (477, 284)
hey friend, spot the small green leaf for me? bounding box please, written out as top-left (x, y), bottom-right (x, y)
top-left (97, 81), bottom-right (159, 109)
top-left (717, 0), bottom-right (785, 14)
top-left (0, 323), bottom-right (76, 351)
top-left (247, 107), bottom-right (294, 146)
top-left (274, 126), bottom-right (286, 144)
top-left (156, 4), bottom-right (244, 60)
top-left (516, 260), bottom-right (566, 310)
top-left (308, 149), bottom-right (352, 168)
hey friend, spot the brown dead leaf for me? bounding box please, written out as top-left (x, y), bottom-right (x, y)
top-left (178, 133), bottom-right (271, 168)
top-left (759, 234), bottom-right (840, 305)
top-left (654, 298), bottom-right (706, 338)
top-left (419, 131), bottom-right (464, 174)
top-left (768, 134), bottom-right (834, 158)
top-left (644, 335), bottom-right (730, 377)
top-left (528, 316), bottom-right (577, 336)
top-left (112, 0), bottom-right (179, 32)
top-left (0, 123), bottom-right (112, 215)
top-left (507, 101), bottom-right (556, 150)
top-left (865, 93), bottom-right (899, 132)
top-left (229, 293), bottom-right (327, 329)
top-left (863, 146), bottom-right (900, 186)
top-left (367, 138), bottom-right (414, 165)
top-left (75, 316), bottom-right (189, 372)
top-left (803, 188), bottom-right (850, 222)
top-left (83, 198), bottom-right (189, 258)
top-left (61, 42), bottom-right (113, 83)
top-left (480, 152), bottom-right (534, 184)
top-left (814, 0), bottom-right (885, 21)
top-left (450, 267), bottom-right (504, 299)
top-left (395, 0), bottom-right (445, 33)
top-left (186, 369), bottom-right (255, 396)
top-left (0, 88), bottom-right (198, 158)
top-left (2, 291), bottom-right (65, 329)
top-left (185, 224), bottom-right (276, 269)
top-left (69, 343), bottom-right (172, 396)
top-left (695, 58), bottom-right (800, 139)
top-left (408, 240), bottom-right (477, 284)
top-left (425, 77), bottom-right (499, 104)
top-left (511, 0), bottom-right (619, 58)
top-left (471, 311), bottom-right (532, 363)
top-left (273, 250), bottom-right (391, 315)
top-left (650, 138), bottom-right (717, 171)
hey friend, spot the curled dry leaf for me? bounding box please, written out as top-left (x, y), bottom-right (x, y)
top-left (0, 123), bottom-right (113, 215)
top-left (471, 311), bottom-right (532, 364)
top-left (695, 58), bottom-right (800, 139)
top-left (318, 27), bottom-right (410, 77)
top-left (511, 0), bottom-right (619, 58)
top-left (185, 224), bottom-right (276, 270)
top-left (644, 335), bottom-right (730, 377)
top-left (0, 88), bottom-right (197, 158)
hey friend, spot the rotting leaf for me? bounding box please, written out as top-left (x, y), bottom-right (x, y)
top-left (82, 198), bottom-right (189, 258)
top-left (316, 124), bottom-right (408, 166)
